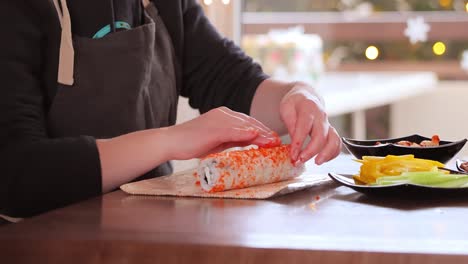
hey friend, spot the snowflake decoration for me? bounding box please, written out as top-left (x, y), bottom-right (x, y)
top-left (461, 50), bottom-right (468, 72)
top-left (404, 16), bottom-right (431, 44)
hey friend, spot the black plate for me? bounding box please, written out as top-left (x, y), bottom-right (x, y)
top-left (342, 134), bottom-right (467, 164)
top-left (328, 173), bottom-right (468, 197)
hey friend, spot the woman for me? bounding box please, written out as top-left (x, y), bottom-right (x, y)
top-left (0, 0), bottom-right (341, 218)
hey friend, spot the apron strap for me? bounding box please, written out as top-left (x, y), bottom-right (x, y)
top-left (52, 0), bottom-right (63, 26)
top-left (52, 0), bottom-right (75, 86)
top-left (143, 0), bottom-right (151, 8)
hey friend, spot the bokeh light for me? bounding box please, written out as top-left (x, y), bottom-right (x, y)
top-left (365, 46), bottom-right (379, 60)
top-left (203, 0), bottom-right (213, 5)
top-left (433, 41), bottom-right (446, 55)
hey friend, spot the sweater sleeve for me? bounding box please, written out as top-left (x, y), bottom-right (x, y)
top-left (179, 0), bottom-right (269, 115)
top-left (0, 1), bottom-right (102, 217)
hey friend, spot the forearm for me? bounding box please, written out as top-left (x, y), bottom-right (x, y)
top-left (250, 79), bottom-right (324, 136)
top-left (97, 128), bottom-right (173, 193)
top-left (97, 102), bottom-right (288, 193)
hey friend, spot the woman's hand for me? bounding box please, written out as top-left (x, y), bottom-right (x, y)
top-left (167, 107), bottom-right (280, 160)
top-left (279, 82), bottom-right (341, 165)
top-left (97, 106), bottom-right (279, 192)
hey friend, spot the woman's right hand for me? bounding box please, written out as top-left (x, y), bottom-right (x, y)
top-left (98, 107), bottom-right (279, 192)
top-left (166, 107), bottom-right (281, 160)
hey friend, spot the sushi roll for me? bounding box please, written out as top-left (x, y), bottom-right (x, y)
top-left (197, 145), bottom-right (305, 193)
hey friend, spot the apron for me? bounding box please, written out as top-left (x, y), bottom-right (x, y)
top-left (49, 0), bottom-right (178, 180)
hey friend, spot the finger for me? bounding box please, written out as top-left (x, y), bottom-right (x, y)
top-left (332, 132), bottom-right (343, 158)
top-left (218, 108), bottom-right (268, 133)
top-left (244, 116), bottom-right (279, 143)
top-left (315, 127), bottom-right (341, 165)
top-left (299, 120), bottom-right (329, 163)
top-left (228, 110), bottom-right (277, 139)
top-left (279, 102), bottom-right (297, 138)
top-left (332, 133), bottom-right (343, 157)
top-left (245, 115), bottom-right (273, 135)
top-left (219, 127), bottom-right (259, 144)
top-left (232, 127), bottom-right (279, 147)
top-left (221, 109), bottom-right (279, 146)
top-left (222, 127), bottom-right (277, 148)
top-left (291, 110), bottom-right (314, 162)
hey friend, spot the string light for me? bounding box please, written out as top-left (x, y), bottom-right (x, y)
top-left (222, 0), bottom-right (230, 4)
top-left (433, 41), bottom-right (446, 56)
top-left (365, 46), bottom-right (379, 60)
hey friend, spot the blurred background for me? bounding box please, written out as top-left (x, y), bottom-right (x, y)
top-left (175, 0), bottom-right (468, 171)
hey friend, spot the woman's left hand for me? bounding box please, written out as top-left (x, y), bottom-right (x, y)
top-left (279, 82), bottom-right (341, 165)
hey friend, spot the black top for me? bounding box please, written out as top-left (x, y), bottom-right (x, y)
top-left (0, 0), bottom-right (267, 217)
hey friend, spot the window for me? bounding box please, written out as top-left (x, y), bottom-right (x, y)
top-left (242, 0), bottom-right (468, 80)
top-left (239, 0), bottom-right (468, 141)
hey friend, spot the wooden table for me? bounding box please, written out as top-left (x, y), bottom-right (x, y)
top-left (1, 155), bottom-right (468, 264)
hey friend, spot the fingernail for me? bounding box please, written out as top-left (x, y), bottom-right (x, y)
top-left (299, 154), bottom-right (306, 163)
top-left (315, 157), bottom-right (323, 165)
top-left (294, 159), bottom-right (303, 167)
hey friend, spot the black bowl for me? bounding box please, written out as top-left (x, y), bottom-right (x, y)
top-left (342, 134), bottom-right (467, 164)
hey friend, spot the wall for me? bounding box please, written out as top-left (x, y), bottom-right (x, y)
top-left (391, 81), bottom-right (468, 158)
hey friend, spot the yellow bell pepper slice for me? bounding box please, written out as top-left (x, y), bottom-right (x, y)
top-left (354, 155), bottom-right (445, 185)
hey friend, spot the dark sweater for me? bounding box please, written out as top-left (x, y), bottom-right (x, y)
top-left (0, 0), bottom-right (267, 217)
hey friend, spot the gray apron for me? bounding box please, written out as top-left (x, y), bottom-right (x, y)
top-left (49, 0), bottom-right (178, 180)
